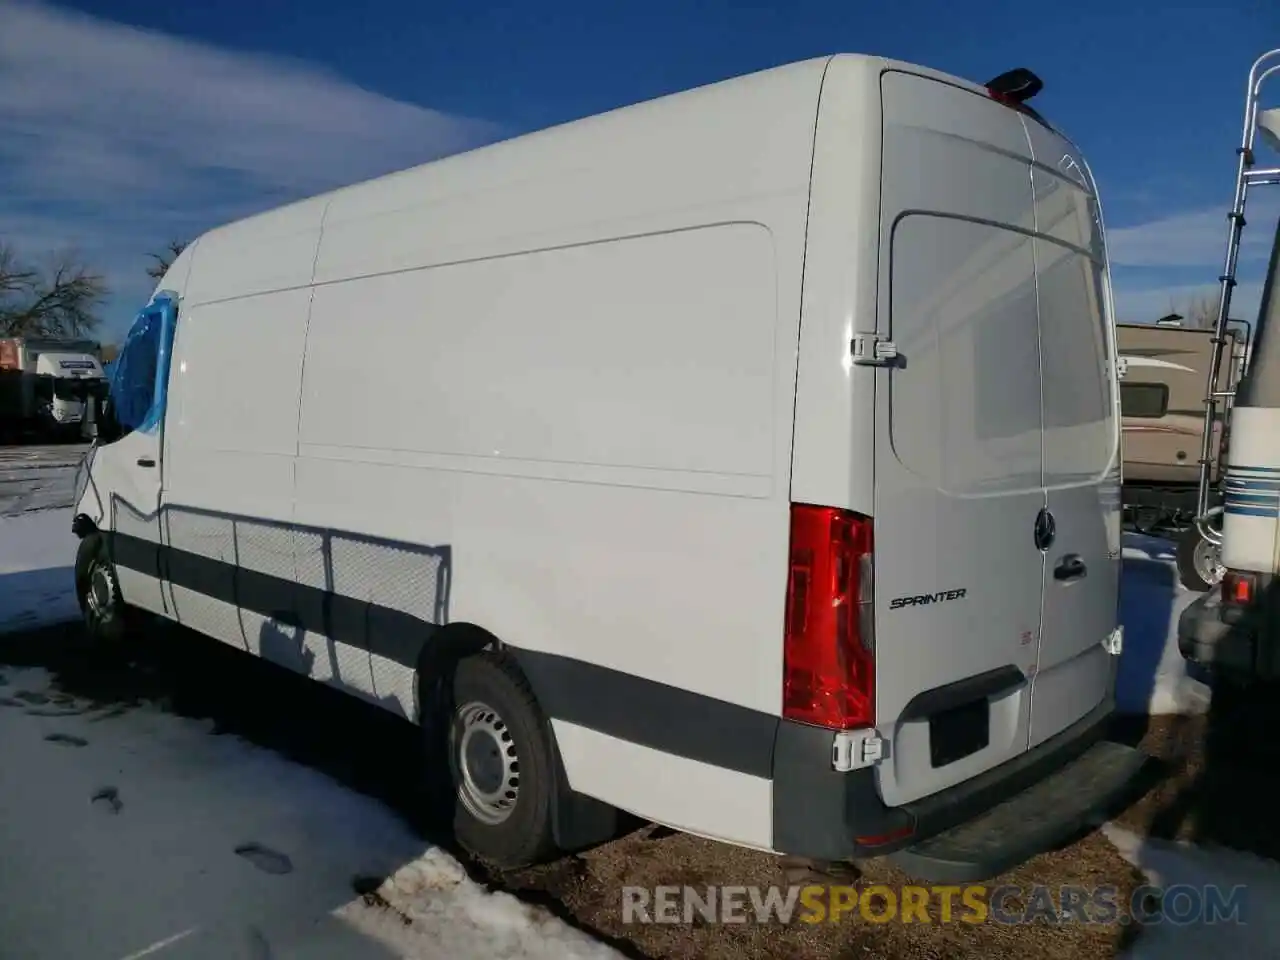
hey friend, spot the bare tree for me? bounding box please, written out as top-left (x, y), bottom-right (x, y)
top-left (1172, 293), bottom-right (1221, 329)
top-left (0, 242), bottom-right (108, 338)
top-left (146, 240), bottom-right (188, 281)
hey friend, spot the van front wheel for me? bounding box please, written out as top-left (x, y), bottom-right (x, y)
top-left (447, 651), bottom-right (557, 868)
top-left (74, 534), bottom-right (130, 644)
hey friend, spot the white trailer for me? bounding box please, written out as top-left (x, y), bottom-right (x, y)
top-left (71, 54), bottom-right (1148, 882)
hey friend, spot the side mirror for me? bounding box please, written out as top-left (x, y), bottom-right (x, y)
top-left (81, 395), bottom-right (99, 441)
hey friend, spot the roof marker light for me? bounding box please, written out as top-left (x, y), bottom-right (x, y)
top-left (985, 67), bottom-right (1044, 105)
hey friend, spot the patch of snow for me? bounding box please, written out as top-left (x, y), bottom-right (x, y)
top-left (0, 508), bottom-right (80, 633)
top-left (1106, 823), bottom-right (1280, 959)
top-left (1121, 533), bottom-right (1177, 563)
top-left (0, 664), bottom-right (623, 960)
top-left (1117, 533), bottom-right (1211, 716)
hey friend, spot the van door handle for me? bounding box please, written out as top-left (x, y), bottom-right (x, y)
top-left (1054, 554), bottom-right (1086, 582)
top-left (136, 457), bottom-right (155, 468)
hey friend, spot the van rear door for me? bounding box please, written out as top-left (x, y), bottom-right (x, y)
top-left (871, 71), bottom-right (1047, 807)
top-left (1024, 126), bottom-right (1121, 746)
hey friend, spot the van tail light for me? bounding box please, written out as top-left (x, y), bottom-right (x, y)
top-left (783, 504), bottom-right (875, 730)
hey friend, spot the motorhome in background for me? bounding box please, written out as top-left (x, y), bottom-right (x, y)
top-left (1177, 58), bottom-right (1280, 683)
top-left (72, 54), bottom-right (1148, 883)
top-left (1116, 319), bottom-right (1248, 587)
top-left (0, 336), bottom-right (109, 442)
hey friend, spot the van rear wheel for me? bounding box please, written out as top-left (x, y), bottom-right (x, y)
top-left (446, 651), bottom-right (557, 868)
top-left (1176, 525), bottom-right (1224, 592)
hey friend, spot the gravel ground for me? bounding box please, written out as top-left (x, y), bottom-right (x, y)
top-left (495, 823), bottom-right (1147, 960)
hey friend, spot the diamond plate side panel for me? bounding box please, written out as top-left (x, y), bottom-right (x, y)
top-left (294, 527), bottom-right (378, 698)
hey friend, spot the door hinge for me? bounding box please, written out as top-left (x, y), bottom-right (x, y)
top-left (832, 729), bottom-right (887, 772)
top-left (851, 334), bottom-right (899, 367)
top-left (1102, 624), bottom-right (1124, 656)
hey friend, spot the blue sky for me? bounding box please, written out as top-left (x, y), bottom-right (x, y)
top-left (2, 0), bottom-right (1278, 343)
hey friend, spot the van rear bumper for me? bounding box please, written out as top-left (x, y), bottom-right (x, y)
top-left (772, 697), bottom-right (1156, 883)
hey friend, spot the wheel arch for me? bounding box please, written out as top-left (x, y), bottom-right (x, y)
top-left (72, 512), bottom-right (100, 540)
top-left (414, 621), bottom-right (618, 854)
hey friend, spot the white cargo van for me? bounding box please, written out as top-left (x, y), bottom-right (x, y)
top-left (71, 54), bottom-right (1149, 882)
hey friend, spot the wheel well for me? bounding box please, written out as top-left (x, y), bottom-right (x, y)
top-left (415, 623), bottom-right (619, 854)
top-left (74, 528), bottom-right (103, 590)
top-left (72, 513), bottom-right (99, 540)
top-left (414, 622), bottom-right (499, 725)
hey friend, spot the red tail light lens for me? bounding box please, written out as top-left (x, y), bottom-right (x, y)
top-left (783, 504), bottom-right (875, 730)
top-left (1223, 569), bottom-right (1256, 607)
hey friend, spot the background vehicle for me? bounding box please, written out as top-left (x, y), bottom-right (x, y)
top-left (1117, 320), bottom-right (1248, 589)
top-left (74, 54), bottom-right (1148, 882)
top-left (0, 336), bottom-right (108, 442)
top-left (1178, 52), bottom-right (1280, 682)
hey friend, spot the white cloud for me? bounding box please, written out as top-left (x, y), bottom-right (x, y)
top-left (1107, 191), bottom-right (1280, 268)
top-left (0, 0), bottom-right (499, 337)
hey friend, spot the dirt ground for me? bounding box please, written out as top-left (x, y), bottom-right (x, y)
top-left (492, 705), bottom-right (1278, 960)
top-left (493, 824), bottom-right (1147, 960)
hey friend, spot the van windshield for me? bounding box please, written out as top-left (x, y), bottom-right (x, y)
top-left (106, 309), bottom-right (163, 437)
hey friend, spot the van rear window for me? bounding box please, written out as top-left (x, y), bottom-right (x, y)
top-left (1120, 382), bottom-right (1169, 419)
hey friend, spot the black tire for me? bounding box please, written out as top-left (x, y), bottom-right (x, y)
top-left (1176, 525), bottom-right (1223, 592)
top-left (74, 533), bottom-right (130, 644)
top-left (445, 651), bottom-right (557, 868)
top-left (1133, 507), bottom-right (1163, 536)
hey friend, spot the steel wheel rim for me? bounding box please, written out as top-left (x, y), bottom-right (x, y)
top-left (1194, 537), bottom-right (1225, 587)
top-left (454, 700), bottom-right (520, 826)
top-left (86, 562), bottom-right (115, 622)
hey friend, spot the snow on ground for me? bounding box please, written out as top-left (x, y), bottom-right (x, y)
top-left (0, 477), bottom-right (621, 960)
top-left (0, 662), bottom-right (622, 960)
top-left (0, 507), bottom-right (80, 633)
top-left (1107, 823), bottom-right (1280, 958)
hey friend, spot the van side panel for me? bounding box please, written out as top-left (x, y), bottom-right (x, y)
top-left (302, 226), bottom-right (778, 482)
top-left (310, 62), bottom-right (820, 288)
top-left (297, 224), bottom-right (782, 673)
top-left (789, 55), bottom-right (883, 516)
top-left (104, 57), bottom-right (833, 851)
top-left (182, 198), bottom-right (328, 305)
top-left (294, 221), bottom-right (794, 847)
top-left (289, 55), bottom-right (830, 841)
top-left (160, 288), bottom-right (375, 688)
